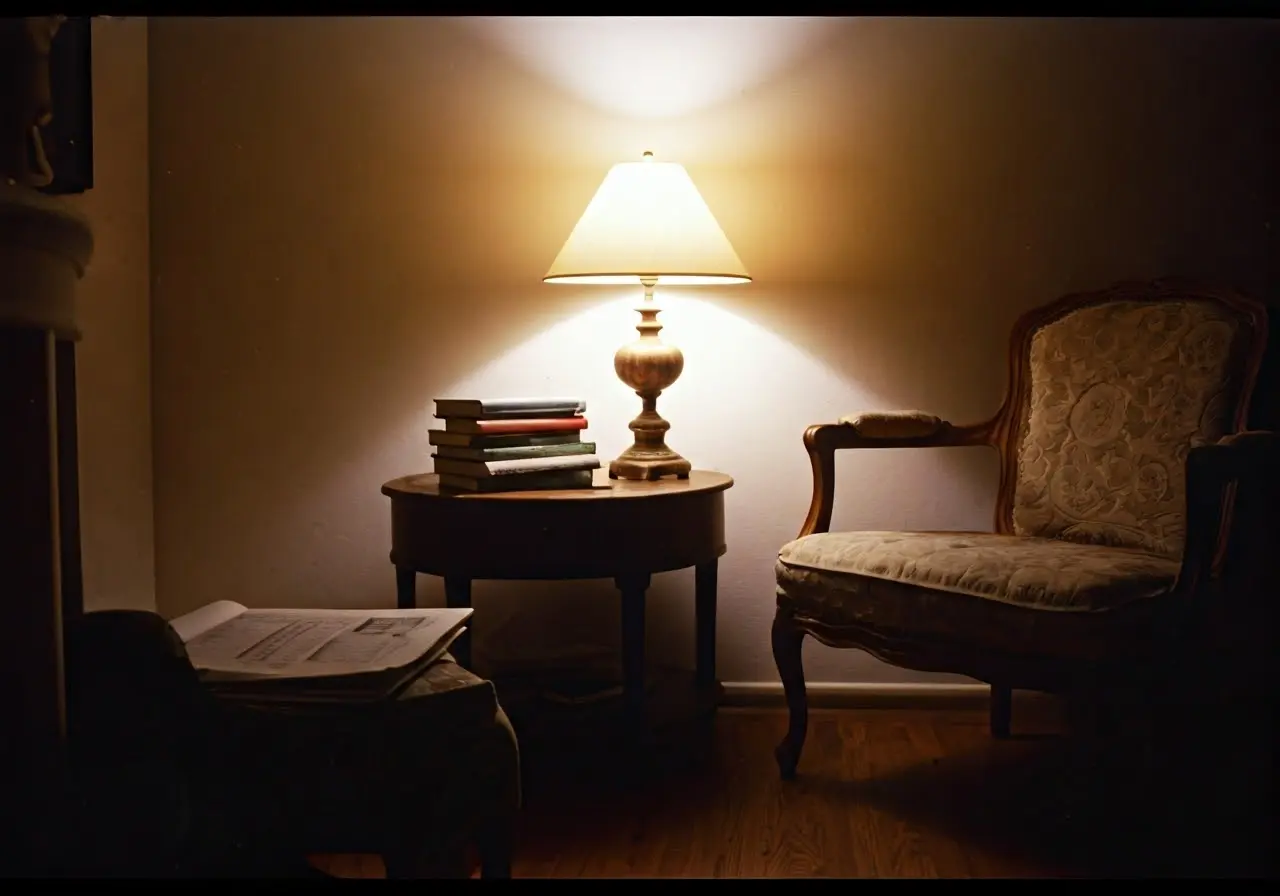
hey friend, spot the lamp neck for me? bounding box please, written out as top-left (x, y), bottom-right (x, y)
top-left (635, 277), bottom-right (662, 339)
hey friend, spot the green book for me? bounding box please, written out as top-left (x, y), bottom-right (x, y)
top-left (427, 429), bottom-right (582, 449)
top-left (434, 441), bottom-right (597, 462)
top-left (438, 469), bottom-right (594, 493)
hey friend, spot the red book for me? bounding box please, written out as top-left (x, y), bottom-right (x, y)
top-left (443, 416), bottom-right (588, 435)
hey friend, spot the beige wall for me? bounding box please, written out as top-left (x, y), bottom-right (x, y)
top-left (146, 17), bottom-right (1279, 683)
top-left (71, 17), bottom-right (154, 613)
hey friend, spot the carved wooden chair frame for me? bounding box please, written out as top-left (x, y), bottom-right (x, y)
top-left (771, 278), bottom-right (1270, 779)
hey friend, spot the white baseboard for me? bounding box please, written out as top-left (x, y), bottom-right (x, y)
top-left (722, 680), bottom-right (1049, 711)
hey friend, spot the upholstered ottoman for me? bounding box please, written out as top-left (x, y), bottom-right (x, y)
top-left (224, 656), bottom-right (520, 878)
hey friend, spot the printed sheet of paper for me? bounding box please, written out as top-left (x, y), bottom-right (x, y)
top-left (176, 603), bottom-right (471, 680)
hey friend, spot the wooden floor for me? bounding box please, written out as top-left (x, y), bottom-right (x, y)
top-left (312, 704), bottom-right (1271, 879)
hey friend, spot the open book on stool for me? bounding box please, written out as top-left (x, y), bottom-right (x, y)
top-left (170, 600), bottom-right (472, 704)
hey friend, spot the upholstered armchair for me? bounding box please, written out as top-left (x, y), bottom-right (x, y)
top-left (771, 279), bottom-right (1272, 779)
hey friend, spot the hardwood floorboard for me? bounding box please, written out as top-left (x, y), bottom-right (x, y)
top-left (310, 703), bottom-right (1272, 879)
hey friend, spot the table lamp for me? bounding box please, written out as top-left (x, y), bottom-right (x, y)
top-left (544, 151), bottom-right (751, 480)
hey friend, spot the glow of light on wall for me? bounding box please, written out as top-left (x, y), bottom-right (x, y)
top-left (462, 16), bottom-right (835, 120)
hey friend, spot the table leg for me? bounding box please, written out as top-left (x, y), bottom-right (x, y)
top-left (444, 577), bottom-right (473, 670)
top-left (695, 560), bottom-right (718, 687)
top-left (396, 567), bottom-right (416, 610)
top-left (615, 573), bottom-right (651, 728)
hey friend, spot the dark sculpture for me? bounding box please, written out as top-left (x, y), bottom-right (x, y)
top-left (0, 16), bottom-right (65, 188)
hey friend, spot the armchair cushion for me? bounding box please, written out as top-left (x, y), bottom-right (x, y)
top-left (777, 531), bottom-right (1180, 661)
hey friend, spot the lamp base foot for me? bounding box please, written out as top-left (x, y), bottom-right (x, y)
top-left (609, 448), bottom-right (691, 482)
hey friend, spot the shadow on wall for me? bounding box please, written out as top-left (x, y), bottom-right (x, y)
top-left (147, 17), bottom-right (1279, 680)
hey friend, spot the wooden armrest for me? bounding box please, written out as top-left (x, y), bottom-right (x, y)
top-left (1178, 430), bottom-right (1280, 598)
top-left (797, 414), bottom-right (997, 537)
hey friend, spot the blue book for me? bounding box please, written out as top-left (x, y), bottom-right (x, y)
top-left (434, 397), bottom-right (586, 420)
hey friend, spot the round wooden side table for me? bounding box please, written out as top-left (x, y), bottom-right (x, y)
top-left (380, 470), bottom-right (733, 730)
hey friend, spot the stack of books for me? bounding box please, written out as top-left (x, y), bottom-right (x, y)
top-left (429, 397), bottom-right (601, 492)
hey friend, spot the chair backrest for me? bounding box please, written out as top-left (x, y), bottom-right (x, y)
top-left (992, 280), bottom-right (1267, 559)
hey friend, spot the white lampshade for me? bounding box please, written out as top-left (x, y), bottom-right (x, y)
top-left (544, 152), bottom-right (751, 286)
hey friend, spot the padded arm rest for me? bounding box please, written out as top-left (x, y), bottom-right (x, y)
top-left (838, 411), bottom-right (947, 440)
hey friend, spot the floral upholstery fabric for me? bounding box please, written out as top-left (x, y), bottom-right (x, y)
top-left (1012, 299), bottom-right (1248, 558)
top-left (776, 531), bottom-right (1180, 661)
top-left (779, 531), bottom-right (1177, 611)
